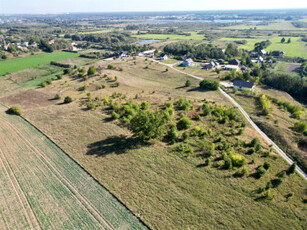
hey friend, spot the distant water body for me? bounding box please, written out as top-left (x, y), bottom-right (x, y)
top-left (140, 19), bottom-right (262, 24)
top-left (138, 39), bottom-right (160, 44)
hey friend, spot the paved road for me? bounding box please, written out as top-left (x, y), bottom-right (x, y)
top-left (154, 59), bottom-right (307, 180)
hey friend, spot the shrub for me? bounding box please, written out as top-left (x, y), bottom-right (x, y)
top-left (176, 98), bottom-right (192, 111)
top-left (64, 96), bottom-right (72, 104)
top-left (87, 102), bottom-right (96, 110)
top-left (255, 143), bottom-right (262, 152)
top-left (250, 138), bottom-right (259, 147)
top-left (185, 80), bottom-right (191, 87)
top-left (56, 74), bottom-right (63, 80)
top-left (230, 153), bottom-right (246, 167)
top-left (87, 66), bottom-right (97, 76)
top-left (112, 111), bottom-right (121, 120)
top-left (263, 162), bottom-right (271, 170)
top-left (177, 117), bottom-right (192, 130)
top-left (294, 121), bottom-right (307, 133)
top-left (199, 79), bottom-right (219, 90)
top-left (205, 159), bottom-right (211, 166)
top-left (119, 67), bottom-right (123, 71)
top-left (257, 166), bottom-right (267, 177)
top-left (54, 94), bottom-right (61, 100)
top-left (140, 101), bottom-right (150, 110)
top-left (167, 127), bottom-right (179, 144)
top-left (288, 163), bottom-right (296, 175)
top-left (107, 64), bottom-right (115, 69)
top-left (7, 106), bottom-right (22, 115)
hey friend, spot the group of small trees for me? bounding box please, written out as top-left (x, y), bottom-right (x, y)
top-left (259, 94), bottom-right (272, 115)
top-left (199, 79), bottom-right (219, 90)
top-left (281, 37), bottom-right (291, 43)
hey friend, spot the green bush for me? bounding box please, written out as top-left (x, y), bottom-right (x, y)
top-left (199, 79), bottom-right (219, 90)
top-left (87, 66), bottom-right (97, 75)
top-left (140, 101), bottom-right (150, 110)
top-left (294, 121), bottom-right (307, 133)
top-left (177, 117), bottom-right (192, 130)
top-left (257, 166), bottom-right (267, 177)
top-left (112, 111), bottom-right (121, 120)
top-left (64, 96), bottom-right (72, 104)
top-left (54, 94), bottom-right (61, 100)
top-left (288, 163), bottom-right (296, 175)
top-left (185, 80), bottom-right (191, 87)
top-left (230, 153), bottom-right (246, 167)
top-left (7, 106), bottom-right (22, 115)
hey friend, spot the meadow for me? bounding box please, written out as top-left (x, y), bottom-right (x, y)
top-left (3, 57), bottom-right (305, 229)
top-left (224, 20), bottom-right (304, 31)
top-left (0, 51), bottom-right (79, 76)
top-left (220, 37), bottom-right (307, 58)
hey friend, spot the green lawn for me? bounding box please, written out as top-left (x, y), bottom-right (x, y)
top-left (0, 51), bottom-right (79, 76)
top-left (133, 32), bottom-right (205, 40)
top-left (220, 37), bottom-right (307, 58)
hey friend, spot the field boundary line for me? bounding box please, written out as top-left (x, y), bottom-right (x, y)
top-left (0, 117), bottom-right (112, 230)
top-left (0, 104), bottom-right (149, 229)
top-left (0, 103), bottom-right (149, 229)
top-left (0, 137), bottom-right (41, 230)
top-left (17, 115), bottom-right (150, 229)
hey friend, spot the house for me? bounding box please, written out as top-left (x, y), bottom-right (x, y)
top-left (4, 43), bottom-right (10, 50)
top-left (118, 51), bottom-right (129, 58)
top-left (252, 56), bottom-right (264, 64)
top-left (108, 51), bottom-right (115, 56)
top-left (160, 53), bottom-right (168, 60)
top-left (240, 66), bottom-right (248, 71)
top-left (143, 50), bottom-right (155, 57)
top-left (67, 45), bottom-right (78, 52)
top-left (181, 58), bottom-right (194, 67)
top-left (135, 51), bottom-right (144, 57)
top-left (233, 80), bottom-right (255, 90)
top-left (228, 59), bottom-right (241, 66)
top-left (203, 61), bottom-right (220, 70)
top-left (29, 42), bottom-right (38, 47)
top-left (48, 39), bottom-right (55, 45)
top-left (224, 65), bottom-right (240, 71)
top-left (259, 49), bottom-right (266, 56)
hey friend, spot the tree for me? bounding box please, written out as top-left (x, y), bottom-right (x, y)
top-left (7, 106), bottom-right (22, 115)
top-left (281, 37), bottom-right (285, 43)
top-left (64, 96), bottom-right (72, 104)
top-left (199, 79), bottom-right (219, 90)
top-left (185, 80), bottom-right (191, 87)
top-left (87, 66), bottom-right (96, 76)
top-left (177, 116), bottom-right (192, 130)
top-left (287, 38), bottom-right (291, 43)
top-left (129, 110), bottom-right (167, 141)
top-left (288, 163), bottom-right (296, 174)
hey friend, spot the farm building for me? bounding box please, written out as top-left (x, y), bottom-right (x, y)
top-left (224, 65), bottom-right (240, 71)
top-left (118, 51), bottom-right (129, 58)
top-left (228, 59), bottom-right (241, 66)
top-left (233, 80), bottom-right (255, 90)
top-left (67, 45), bottom-right (78, 52)
top-left (135, 51), bottom-right (144, 57)
top-left (181, 58), bottom-right (194, 67)
top-left (143, 50), bottom-right (155, 57)
top-left (160, 53), bottom-right (168, 60)
top-left (203, 61), bottom-right (220, 70)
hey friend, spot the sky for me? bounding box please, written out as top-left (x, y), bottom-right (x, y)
top-left (0, 0), bottom-right (307, 14)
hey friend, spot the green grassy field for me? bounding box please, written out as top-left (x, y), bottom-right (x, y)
top-left (220, 37), bottom-right (307, 58)
top-left (0, 105), bottom-right (146, 229)
top-left (59, 29), bottom-right (114, 37)
top-left (0, 51), bottom-right (79, 76)
top-left (133, 32), bottom-right (205, 40)
top-left (225, 20), bottom-right (303, 31)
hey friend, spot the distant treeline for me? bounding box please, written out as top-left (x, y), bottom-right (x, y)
top-left (163, 43), bottom-right (241, 60)
top-left (65, 33), bottom-right (133, 45)
top-left (50, 61), bottom-right (71, 68)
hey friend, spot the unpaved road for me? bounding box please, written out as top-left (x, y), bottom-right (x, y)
top-left (153, 59), bottom-right (307, 180)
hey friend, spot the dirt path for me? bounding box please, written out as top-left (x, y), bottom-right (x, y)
top-left (153, 58), bottom-right (307, 180)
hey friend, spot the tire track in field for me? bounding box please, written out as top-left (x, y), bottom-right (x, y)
top-left (0, 138), bottom-right (41, 230)
top-left (0, 116), bottom-right (114, 230)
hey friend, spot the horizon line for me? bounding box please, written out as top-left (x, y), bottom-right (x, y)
top-left (1, 7), bottom-right (307, 16)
